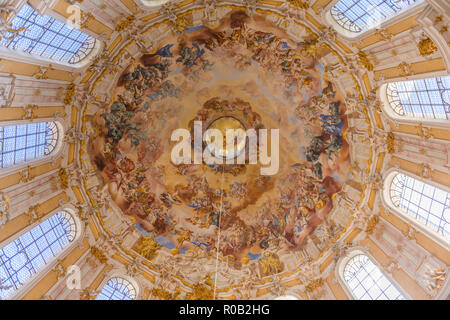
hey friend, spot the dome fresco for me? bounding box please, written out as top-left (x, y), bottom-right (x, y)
top-left (89, 11), bottom-right (350, 283)
top-left (0, 0), bottom-right (449, 301)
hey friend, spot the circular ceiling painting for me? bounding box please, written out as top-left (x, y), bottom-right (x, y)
top-left (89, 10), bottom-right (351, 284)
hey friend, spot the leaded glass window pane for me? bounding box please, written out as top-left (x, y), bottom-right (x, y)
top-left (0, 4), bottom-right (96, 64)
top-left (390, 173), bottom-right (450, 241)
top-left (331, 0), bottom-right (423, 33)
top-left (0, 122), bottom-right (59, 169)
top-left (0, 211), bottom-right (77, 299)
top-left (386, 76), bottom-right (450, 120)
top-left (96, 277), bottom-right (137, 300)
top-left (343, 254), bottom-right (405, 300)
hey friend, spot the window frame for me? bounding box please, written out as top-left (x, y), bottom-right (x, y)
top-left (0, 119), bottom-right (65, 177)
top-left (0, 207), bottom-right (82, 300)
top-left (378, 73), bottom-right (450, 128)
top-left (382, 168), bottom-right (450, 250)
top-left (336, 248), bottom-right (410, 300)
top-left (323, 0), bottom-right (427, 39)
top-left (95, 274), bottom-right (139, 300)
top-left (0, 3), bottom-right (102, 70)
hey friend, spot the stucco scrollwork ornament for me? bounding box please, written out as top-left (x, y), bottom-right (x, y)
top-left (202, 0), bottom-right (218, 24)
top-left (23, 104), bottom-right (38, 122)
top-left (243, 0), bottom-right (260, 16)
top-left (367, 129), bottom-right (388, 154)
top-left (0, 192), bottom-right (10, 228)
top-left (128, 29), bottom-right (154, 53)
top-left (126, 256), bottom-right (143, 277)
top-left (68, 165), bottom-right (91, 189)
top-left (115, 15), bottom-right (135, 32)
top-left (363, 172), bottom-right (384, 192)
top-left (356, 51), bottom-right (374, 71)
top-left (235, 276), bottom-right (257, 299)
top-left (0, 1), bottom-right (27, 41)
top-left (19, 165), bottom-right (32, 184)
top-left (54, 259), bottom-right (67, 280)
top-left (364, 214), bottom-right (380, 235)
top-left (54, 168), bottom-right (69, 190)
top-left (402, 223), bottom-right (416, 241)
top-left (329, 241), bottom-right (352, 263)
top-left (324, 62), bottom-right (347, 80)
top-left (313, 223), bottom-right (332, 244)
top-left (0, 74), bottom-right (16, 108)
top-left (298, 262), bottom-right (320, 284)
top-left (334, 189), bottom-right (357, 211)
top-left (89, 184), bottom-right (112, 210)
top-left (417, 37), bottom-right (438, 57)
top-left (286, 0), bottom-right (310, 10)
top-left (374, 28), bottom-right (394, 41)
top-left (417, 123), bottom-right (433, 140)
top-left (64, 126), bottom-right (89, 144)
top-left (384, 261), bottom-right (398, 275)
top-left (419, 163), bottom-right (432, 180)
top-left (270, 275), bottom-right (287, 296)
top-left (317, 26), bottom-right (337, 45)
top-left (32, 65), bottom-right (54, 80)
top-left (74, 202), bottom-right (93, 226)
top-left (423, 266), bottom-right (447, 295)
top-left (80, 287), bottom-right (100, 300)
top-left (304, 278), bottom-right (326, 299)
top-left (352, 205), bottom-right (372, 230)
top-left (63, 83), bottom-right (75, 105)
top-left (79, 12), bottom-right (94, 30)
top-left (397, 62), bottom-right (413, 78)
top-left (386, 132), bottom-right (396, 154)
top-left (88, 50), bottom-right (119, 74)
top-left (344, 93), bottom-right (365, 119)
top-left (160, 2), bottom-right (192, 34)
top-left (26, 205), bottom-right (40, 224)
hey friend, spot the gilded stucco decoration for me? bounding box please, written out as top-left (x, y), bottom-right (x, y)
top-left (36, 0), bottom-right (449, 301)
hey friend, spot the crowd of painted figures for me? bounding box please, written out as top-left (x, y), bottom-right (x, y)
top-left (91, 11), bottom-right (349, 274)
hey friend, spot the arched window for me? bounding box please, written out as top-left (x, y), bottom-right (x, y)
top-left (0, 4), bottom-right (96, 64)
top-left (389, 173), bottom-right (449, 242)
top-left (0, 210), bottom-right (77, 299)
top-left (96, 277), bottom-right (137, 300)
top-left (0, 121), bottom-right (59, 169)
top-left (343, 254), bottom-right (405, 300)
top-left (386, 76), bottom-right (450, 120)
top-left (331, 0), bottom-right (423, 34)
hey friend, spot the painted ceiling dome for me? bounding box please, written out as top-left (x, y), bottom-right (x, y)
top-left (0, 0), bottom-right (449, 301)
top-left (87, 10), bottom-right (351, 288)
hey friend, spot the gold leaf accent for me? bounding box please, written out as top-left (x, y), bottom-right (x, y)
top-left (136, 236), bottom-right (161, 260)
top-left (305, 278), bottom-right (324, 292)
top-left (374, 28), bottom-right (393, 41)
top-left (287, 0), bottom-right (309, 9)
top-left (90, 246), bottom-right (108, 264)
top-left (365, 215), bottom-right (379, 235)
top-left (80, 13), bottom-right (94, 29)
top-left (32, 65), bottom-right (53, 80)
top-left (152, 287), bottom-right (180, 300)
top-left (386, 132), bottom-right (395, 154)
top-left (259, 251), bottom-right (284, 277)
top-left (357, 51), bottom-right (374, 71)
top-left (63, 83), bottom-right (75, 105)
top-left (58, 168), bottom-right (69, 189)
top-left (418, 38), bottom-right (437, 57)
top-left (115, 15), bottom-right (136, 32)
top-left (185, 283), bottom-right (214, 300)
